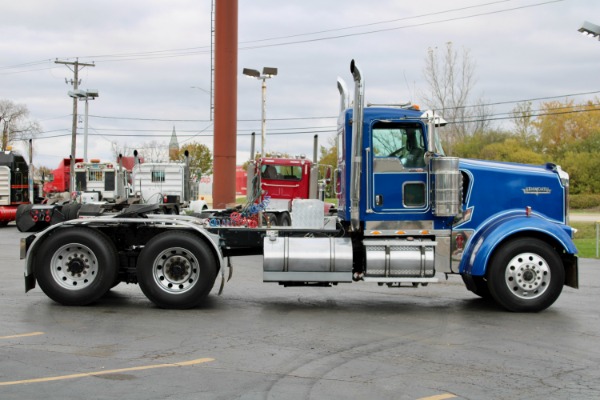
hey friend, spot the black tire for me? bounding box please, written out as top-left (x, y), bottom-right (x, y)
top-left (264, 213), bottom-right (277, 227)
top-left (63, 203), bottom-right (81, 221)
top-left (487, 238), bottom-right (564, 312)
top-left (34, 227), bottom-right (119, 306)
top-left (277, 212), bottom-right (291, 227)
top-left (136, 231), bottom-right (218, 309)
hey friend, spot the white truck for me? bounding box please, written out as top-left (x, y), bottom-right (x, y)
top-left (18, 152), bottom-right (206, 231)
top-left (131, 161), bottom-right (204, 215)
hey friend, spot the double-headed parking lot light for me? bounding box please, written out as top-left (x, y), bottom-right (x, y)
top-left (243, 67), bottom-right (278, 158)
top-left (578, 21), bottom-right (600, 41)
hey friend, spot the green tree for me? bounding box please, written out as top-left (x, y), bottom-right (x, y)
top-left (533, 98), bottom-right (600, 159)
top-left (558, 131), bottom-right (600, 194)
top-left (480, 138), bottom-right (545, 165)
top-left (177, 142), bottom-right (213, 177)
top-left (560, 151), bottom-right (600, 194)
top-left (318, 136), bottom-right (337, 168)
top-left (452, 129), bottom-right (512, 159)
top-left (317, 136), bottom-right (338, 197)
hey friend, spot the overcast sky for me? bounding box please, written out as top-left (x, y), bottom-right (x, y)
top-left (1, 0), bottom-right (599, 169)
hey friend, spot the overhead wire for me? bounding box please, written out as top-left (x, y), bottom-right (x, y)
top-left (0, 0), bottom-right (564, 69)
top-left (41, 89), bottom-right (598, 125)
top-left (31, 99), bottom-right (600, 140)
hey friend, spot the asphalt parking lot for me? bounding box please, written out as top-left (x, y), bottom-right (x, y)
top-left (1, 224), bottom-right (600, 400)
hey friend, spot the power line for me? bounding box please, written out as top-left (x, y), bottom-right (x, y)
top-left (86, 114), bottom-right (337, 123)
top-left (32, 128), bottom-right (336, 140)
top-left (28, 104), bottom-right (600, 142)
top-left (238, 0), bottom-right (514, 45)
top-left (0, 0), bottom-right (563, 70)
top-left (238, 0), bottom-right (564, 51)
top-left (60, 89), bottom-right (597, 124)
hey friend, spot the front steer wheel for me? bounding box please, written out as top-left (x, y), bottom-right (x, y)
top-left (34, 227), bottom-right (119, 306)
top-left (136, 231), bottom-right (218, 309)
top-left (487, 238), bottom-right (564, 312)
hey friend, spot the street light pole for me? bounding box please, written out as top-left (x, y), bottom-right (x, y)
top-left (261, 77), bottom-right (267, 158)
top-left (68, 89), bottom-right (99, 163)
top-left (84, 97), bottom-right (90, 162)
top-left (243, 67), bottom-right (277, 158)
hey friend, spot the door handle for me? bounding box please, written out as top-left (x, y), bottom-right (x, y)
top-left (375, 194), bottom-right (383, 206)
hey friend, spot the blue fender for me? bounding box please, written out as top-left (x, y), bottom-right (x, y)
top-left (459, 211), bottom-right (577, 277)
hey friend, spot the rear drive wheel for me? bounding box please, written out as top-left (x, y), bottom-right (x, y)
top-left (264, 213), bottom-right (277, 227)
top-left (136, 231), bottom-right (218, 309)
top-left (487, 238), bottom-right (564, 312)
top-left (277, 212), bottom-right (291, 227)
top-left (34, 227), bottom-right (119, 305)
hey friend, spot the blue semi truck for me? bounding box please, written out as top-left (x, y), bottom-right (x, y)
top-left (21, 60), bottom-right (578, 312)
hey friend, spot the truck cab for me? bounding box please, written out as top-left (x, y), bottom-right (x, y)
top-left (260, 157), bottom-right (313, 202)
top-left (330, 60), bottom-right (578, 311)
top-left (74, 159), bottom-right (122, 202)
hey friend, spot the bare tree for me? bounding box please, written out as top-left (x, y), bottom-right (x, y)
top-left (110, 141), bottom-right (136, 159)
top-left (0, 99), bottom-right (41, 151)
top-left (420, 42), bottom-right (492, 152)
top-left (136, 140), bottom-right (169, 162)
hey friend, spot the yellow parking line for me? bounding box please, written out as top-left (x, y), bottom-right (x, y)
top-left (0, 332), bottom-right (44, 340)
top-left (0, 358), bottom-right (214, 386)
top-left (417, 394), bottom-right (457, 400)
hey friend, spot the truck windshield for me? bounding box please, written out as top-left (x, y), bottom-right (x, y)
top-left (261, 164), bottom-right (303, 181)
top-left (372, 122), bottom-right (426, 168)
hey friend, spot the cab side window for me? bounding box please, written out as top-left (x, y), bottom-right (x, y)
top-left (372, 122), bottom-right (425, 168)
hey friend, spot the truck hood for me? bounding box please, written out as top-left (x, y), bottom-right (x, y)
top-left (457, 158), bottom-right (567, 226)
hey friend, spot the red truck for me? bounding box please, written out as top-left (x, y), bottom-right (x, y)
top-left (43, 157), bottom-right (83, 197)
top-left (247, 135), bottom-right (333, 226)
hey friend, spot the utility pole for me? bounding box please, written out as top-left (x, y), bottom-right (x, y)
top-left (55, 58), bottom-right (95, 193)
top-left (213, 0), bottom-right (238, 208)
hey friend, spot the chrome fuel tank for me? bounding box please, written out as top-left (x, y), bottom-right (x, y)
top-left (263, 236), bottom-right (353, 283)
top-left (364, 238), bottom-right (436, 278)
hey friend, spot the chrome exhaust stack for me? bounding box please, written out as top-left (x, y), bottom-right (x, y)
top-left (349, 59), bottom-right (364, 232)
top-left (337, 77), bottom-right (349, 113)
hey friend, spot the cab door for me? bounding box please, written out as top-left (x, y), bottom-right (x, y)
top-left (369, 121), bottom-right (429, 215)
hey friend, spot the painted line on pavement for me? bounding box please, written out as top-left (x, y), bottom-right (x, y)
top-left (0, 332), bottom-right (44, 340)
top-left (417, 394), bottom-right (457, 400)
top-left (0, 357), bottom-right (215, 386)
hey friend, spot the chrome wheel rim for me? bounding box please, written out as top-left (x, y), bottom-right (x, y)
top-left (504, 252), bottom-right (551, 299)
top-left (152, 247), bottom-right (200, 294)
top-left (50, 243), bottom-right (99, 290)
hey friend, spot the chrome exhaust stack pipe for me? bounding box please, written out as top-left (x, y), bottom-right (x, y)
top-left (349, 59), bottom-right (364, 232)
top-left (309, 134), bottom-right (319, 199)
top-left (337, 77), bottom-right (349, 113)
